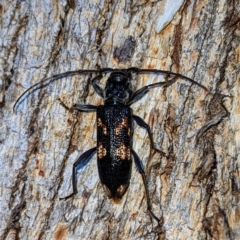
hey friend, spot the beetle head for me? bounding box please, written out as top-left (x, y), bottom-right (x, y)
top-left (104, 71), bottom-right (132, 104)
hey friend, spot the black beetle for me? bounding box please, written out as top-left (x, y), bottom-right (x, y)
top-left (14, 67), bottom-right (209, 221)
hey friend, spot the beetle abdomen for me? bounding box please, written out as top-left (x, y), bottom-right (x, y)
top-left (97, 105), bottom-right (133, 199)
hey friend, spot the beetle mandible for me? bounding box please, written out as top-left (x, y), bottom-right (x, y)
top-left (14, 67), bottom-right (210, 222)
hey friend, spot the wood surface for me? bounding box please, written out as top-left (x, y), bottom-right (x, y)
top-left (0, 0), bottom-right (239, 239)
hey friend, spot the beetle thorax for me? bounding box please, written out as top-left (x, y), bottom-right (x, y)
top-left (104, 72), bottom-right (132, 105)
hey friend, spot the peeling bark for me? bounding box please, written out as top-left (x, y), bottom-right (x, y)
top-left (1, 0), bottom-right (239, 239)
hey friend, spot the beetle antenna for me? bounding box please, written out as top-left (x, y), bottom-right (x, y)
top-left (127, 68), bottom-right (210, 92)
top-left (13, 69), bottom-right (106, 113)
top-left (13, 67), bottom-right (211, 113)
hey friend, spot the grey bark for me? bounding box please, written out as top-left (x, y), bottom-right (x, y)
top-left (0, 0), bottom-right (239, 239)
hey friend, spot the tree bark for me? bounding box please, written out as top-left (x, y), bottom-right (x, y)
top-left (1, 0), bottom-right (239, 239)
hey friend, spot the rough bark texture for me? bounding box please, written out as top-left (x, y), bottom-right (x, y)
top-left (1, 0), bottom-right (239, 239)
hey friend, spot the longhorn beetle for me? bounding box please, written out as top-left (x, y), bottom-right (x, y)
top-left (14, 67), bottom-right (210, 222)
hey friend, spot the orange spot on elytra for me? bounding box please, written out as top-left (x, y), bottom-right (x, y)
top-left (115, 143), bottom-right (130, 160)
top-left (115, 117), bottom-right (130, 135)
top-left (98, 118), bottom-right (107, 134)
top-left (97, 142), bottom-right (107, 159)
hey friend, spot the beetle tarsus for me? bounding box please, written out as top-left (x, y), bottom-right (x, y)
top-left (59, 192), bottom-right (75, 201)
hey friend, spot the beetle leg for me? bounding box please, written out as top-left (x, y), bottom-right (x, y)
top-left (127, 77), bottom-right (176, 106)
top-left (132, 149), bottom-right (161, 223)
top-left (72, 104), bottom-right (97, 112)
top-left (92, 74), bottom-right (104, 98)
top-left (133, 115), bottom-right (161, 153)
top-left (60, 147), bottom-right (97, 200)
top-left (58, 98), bottom-right (97, 113)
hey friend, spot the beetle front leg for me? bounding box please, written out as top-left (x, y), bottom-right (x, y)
top-left (58, 98), bottom-right (97, 113)
top-left (60, 147), bottom-right (97, 200)
top-left (132, 149), bottom-right (161, 223)
top-left (72, 104), bottom-right (98, 112)
top-left (92, 74), bottom-right (104, 98)
top-left (127, 77), bottom-right (177, 106)
top-left (133, 115), bottom-right (162, 154)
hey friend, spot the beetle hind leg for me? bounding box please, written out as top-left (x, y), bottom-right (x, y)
top-left (59, 147), bottom-right (97, 200)
top-left (132, 149), bottom-right (161, 223)
top-left (133, 115), bottom-right (165, 157)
